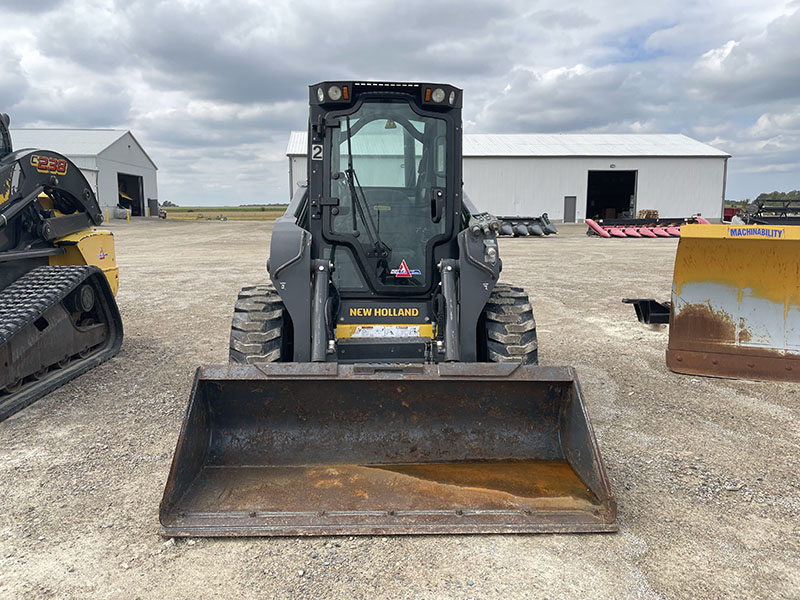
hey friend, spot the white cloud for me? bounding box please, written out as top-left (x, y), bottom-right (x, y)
top-left (748, 108), bottom-right (800, 136)
top-left (0, 53), bottom-right (29, 110)
top-left (3, 0), bottom-right (799, 203)
top-left (688, 8), bottom-right (800, 104)
top-left (696, 40), bottom-right (739, 71)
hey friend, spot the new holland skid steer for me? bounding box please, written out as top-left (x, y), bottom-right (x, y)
top-left (160, 82), bottom-right (616, 536)
top-left (0, 113), bottom-right (123, 421)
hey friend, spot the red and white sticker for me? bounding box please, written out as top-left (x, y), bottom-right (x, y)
top-left (390, 259), bottom-right (421, 277)
top-left (97, 248), bottom-right (108, 260)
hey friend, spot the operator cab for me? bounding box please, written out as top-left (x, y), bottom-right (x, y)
top-left (307, 82), bottom-right (463, 297)
top-left (0, 114), bottom-right (12, 160)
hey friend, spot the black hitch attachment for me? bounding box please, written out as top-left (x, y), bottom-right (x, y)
top-left (622, 298), bottom-right (670, 325)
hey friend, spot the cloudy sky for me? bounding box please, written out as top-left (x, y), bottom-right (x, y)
top-left (2, 0), bottom-right (798, 205)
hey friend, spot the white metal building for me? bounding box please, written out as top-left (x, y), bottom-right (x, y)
top-left (10, 128), bottom-right (158, 217)
top-left (287, 131), bottom-right (729, 221)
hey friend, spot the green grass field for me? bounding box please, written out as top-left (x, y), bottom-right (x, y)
top-left (162, 206), bottom-right (287, 221)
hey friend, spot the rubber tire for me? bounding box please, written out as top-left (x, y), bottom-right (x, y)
top-left (229, 284), bottom-right (287, 364)
top-left (482, 282), bottom-right (538, 365)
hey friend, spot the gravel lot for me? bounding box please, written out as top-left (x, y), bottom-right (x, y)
top-left (1, 219), bottom-right (798, 599)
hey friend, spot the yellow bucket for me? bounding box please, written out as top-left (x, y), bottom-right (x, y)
top-left (667, 224), bottom-right (800, 381)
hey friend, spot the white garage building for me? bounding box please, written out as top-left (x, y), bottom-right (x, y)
top-left (10, 128), bottom-right (158, 218)
top-left (287, 131), bottom-right (729, 221)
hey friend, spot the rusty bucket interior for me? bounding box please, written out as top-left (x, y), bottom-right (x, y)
top-left (159, 362), bottom-right (616, 536)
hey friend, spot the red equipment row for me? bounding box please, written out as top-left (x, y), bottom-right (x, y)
top-left (585, 216), bottom-right (710, 238)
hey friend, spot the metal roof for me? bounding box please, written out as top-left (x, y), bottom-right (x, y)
top-left (287, 130), bottom-right (307, 156)
top-left (463, 133), bottom-right (729, 157)
top-left (9, 128), bottom-right (158, 169)
top-left (10, 129), bottom-right (127, 156)
top-left (287, 131), bottom-right (729, 158)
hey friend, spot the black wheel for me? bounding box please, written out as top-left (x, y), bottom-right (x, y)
top-left (229, 284), bottom-right (291, 364)
top-left (3, 379), bottom-right (23, 394)
top-left (480, 282), bottom-right (538, 365)
top-left (69, 284), bottom-right (95, 313)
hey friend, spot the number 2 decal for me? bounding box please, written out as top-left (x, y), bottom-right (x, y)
top-left (311, 144), bottom-right (323, 161)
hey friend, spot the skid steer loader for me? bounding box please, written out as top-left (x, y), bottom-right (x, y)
top-left (160, 82), bottom-right (616, 536)
top-left (0, 113), bottom-right (123, 421)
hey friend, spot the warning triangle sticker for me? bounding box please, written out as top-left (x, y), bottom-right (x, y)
top-left (394, 259), bottom-right (412, 277)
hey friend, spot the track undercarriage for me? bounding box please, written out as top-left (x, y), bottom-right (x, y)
top-left (0, 265), bottom-right (122, 421)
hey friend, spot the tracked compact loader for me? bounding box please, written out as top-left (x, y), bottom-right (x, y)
top-left (0, 113), bottom-right (123, 421)
top-left (160, 82), bottom-right (616, 536)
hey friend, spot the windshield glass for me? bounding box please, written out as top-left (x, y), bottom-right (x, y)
top-left (0, 119), bottom-right (10, 158)
top-left (329, 100), bottom-right (447, 288)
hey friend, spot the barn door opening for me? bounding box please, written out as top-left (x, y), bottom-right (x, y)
top-left (586, 170), bottom-right (636, 220)
top-left (118, 173), bottom-right (144, 216)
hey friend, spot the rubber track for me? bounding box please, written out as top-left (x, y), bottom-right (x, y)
top-left (484, 282), bottom-right (538, 365)
top-left (0, 265), bottom-right (122, 422)
top-left (0, 266), bottom-right (93, 344)
top-left (229, 284), bottom-right (285, 364)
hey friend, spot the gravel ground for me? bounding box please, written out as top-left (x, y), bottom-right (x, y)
top-left (1, 220), bottom-right (798, 599)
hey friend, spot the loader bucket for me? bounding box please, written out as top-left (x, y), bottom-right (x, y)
top-left (667, 224), bottom-right (800, 381)
top-left (160, 363), bottom-right (616, 536)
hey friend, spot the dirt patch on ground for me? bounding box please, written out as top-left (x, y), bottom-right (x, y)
top-left (1, 220), bottom-right (797, 599)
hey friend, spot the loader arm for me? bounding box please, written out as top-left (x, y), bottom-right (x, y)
top-left (0, 148), bottom-right (103, 247)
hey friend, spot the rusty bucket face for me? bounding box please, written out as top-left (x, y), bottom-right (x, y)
top-left (159, 363), bottom-right (616, 536)
top-left (668, 224), bottom-right (800, 381)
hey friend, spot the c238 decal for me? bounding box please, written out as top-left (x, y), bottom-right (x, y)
top-left (30, 154), bottom-right (68, 175)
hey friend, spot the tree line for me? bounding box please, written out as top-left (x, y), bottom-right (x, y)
top-left (727, 190), bottom-right (800, 207)
top-left (755, 190), bottom-right (800, 202)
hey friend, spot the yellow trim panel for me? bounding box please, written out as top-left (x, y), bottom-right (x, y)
top-left (50, 229), bottom-right (119, 296)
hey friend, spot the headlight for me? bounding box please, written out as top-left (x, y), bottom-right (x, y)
top-left (432, 88), bottom-right (445, 103)
top-left (328, 85), bottom-right (343, 101)
top-left (449, 91), bottom-right (456, 105)
top-left (316, 87), bottom-right (324, 102)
